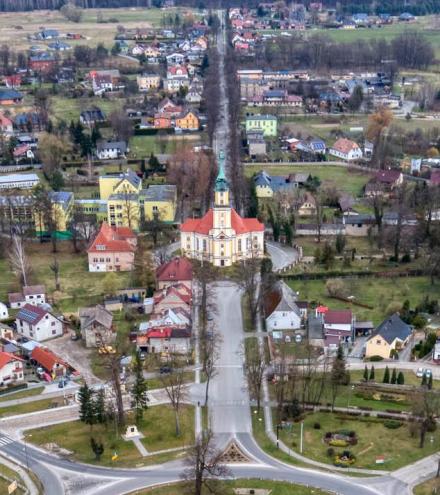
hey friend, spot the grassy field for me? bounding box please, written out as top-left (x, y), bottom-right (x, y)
top-left (245, 164), bottom-right (372, 197)
top-left (129, 134), bottom-right (204, 158)
top-left (145, 372), bottom-right (194, 391)
top-left (0, 7), bottom-right (200, 51)
top-left (0, 464), bottom-right (25, 495)
top-left (414, 477), bottom-right (440, 495)
top-left (0, 398), bottom-right (60, 417)
top-left (0, 242), bottom-right (133, 313)
top-left (297, 236), bottom-right (379, 257)
top-left (50, 96), bottom-right (124, 124)
top-left (287, 276), bottom-right (440, 324)
top-left (26, 405), bottom-right (194, 467)
top-left (133, 480), bottom-right (332, 495)
top-left (278, 411), bottom-right (440, 471)
top-left (0, 386), bottom-right (44, 403)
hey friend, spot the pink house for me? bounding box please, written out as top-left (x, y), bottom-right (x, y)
top-left (87, 222), bottom-right (137, 272)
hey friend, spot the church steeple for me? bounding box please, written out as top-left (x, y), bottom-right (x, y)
top-left (214, 151), bottom-right (229, 206)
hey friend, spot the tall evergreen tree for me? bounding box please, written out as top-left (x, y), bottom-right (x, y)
top-left (78, 383), bottom-right (93, 423)
top-left (363, 365), bottom-right (369, 382)
top-left (94, 388), bottom-right (106, 425)
top-left (428, 373), bottom-right (433, 390)
top-left (330, 345), bottom-right (349, 410)
top-left (390, 368), bottom-right (397, 384)
top-left (383, 366), bottom-right (390, 384)
top-left (397, 371), bottom-right (405, 385)
top-left (422, 373), bottom-right (428, 387)
top-left (131, 351), bottom-right (149, 426)
top-left (369, 365), bottom-right (375, 381)
top-left (90, 437), bottom-right (104, 461)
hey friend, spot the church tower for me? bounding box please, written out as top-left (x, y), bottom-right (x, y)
top-left (213, 151), bottom-right (231, 230)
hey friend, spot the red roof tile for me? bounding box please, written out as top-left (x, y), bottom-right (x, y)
top-left (375, 169), bottom-right (402, 184)
top-left (324, 310), bottom-right (352, 325)
top-left (332, 138), bottom-right (360, 154)
top-left (87, 222), bottom-right (136, 254)
top-left (0, 351), bottom-right (23, 369)
top-left (156, 257), bottom-right (193, 282)
top-left (30, 347), bottom-right (67, 372)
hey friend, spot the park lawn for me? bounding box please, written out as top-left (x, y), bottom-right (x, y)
top-left (278, 411), bottom-right (440, 471)
top-left (145, 372), bottom-right (194, 391)
top-left (129, 133), bottom-right (205, 159)
top-left (0, 386), bottom-right (44, 402)
top-left (50, 95), bottom-right (123, 123)
top-left (296, 236), bottom-right (380, 257)
top-left (349, 369), bottom-right (434, 388)
top-left (134, 479), bottom-right (332, 495)
top-left (414, 477), bottom-right (440, 495)
top-left (244, 165), bottom-right (371, 197)
top-left (0, 464), bottom-right (25, 495)
top-left (0, 242), bottom-right (132, 314)
top-left (287, 276), bottom-right (440, 325)
top-left (26, 405), bottom-right (194, 467)
top-left (0, 398), bottom-right (59, 417)
top-left (241, 295), bottom-right (254, 332)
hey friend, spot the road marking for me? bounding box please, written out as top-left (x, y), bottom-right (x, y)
top-left (213, 365), bottom-right (242, 369)
top-left (0, 436), bottom-right (13, 447)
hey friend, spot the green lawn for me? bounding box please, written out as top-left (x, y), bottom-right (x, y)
top-left (145, 372), bottom-right (194, 391)
top-left (0, 242), bottom-right (132, 314)
top-left (0, 398), bottom-right (59, 417)
top-left (134, 479), bottom-right (332, 495)
top-left (245, 165), bottom-right (372, 197)
top-left (414, 477), bottom-right (440, 495)
top-left (0, 386), bottom-right (44, 403)
top-left (129, 134), bottom-right (206, 159)
top-left (278, 411), bottom-right (440, 471)
top-left (26, 405), bottom-right (194, 467)
top-left (0, 464), bottom-right (25, 495)
top-left (50, 96), bottom-right (123, 124)
top-left (297, 236), bottom-right (379, 257)
top-left (287, 276), bottom-right (440, 325)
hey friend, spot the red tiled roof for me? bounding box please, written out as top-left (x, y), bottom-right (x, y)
top-left (87, 222), bottom-right (136, 254)
top-left (156, 257), bottom-right (193, 282)
top-left (375, 169), bottom-right (402, 184)
top-left (332, 138), bottom-right (360, 154)
top-left (30, 347), bottom-right (67, 372)
top-left (0, 351), bottom-right (23, 369)
top-left (180, 208), bottom-right (264, 235)
top-left (23, 285), bottom-right (45, 296)
top-left (324, 310), bottom-right (352, 325)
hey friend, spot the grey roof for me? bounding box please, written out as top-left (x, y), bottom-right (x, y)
top-left (102, 169), bottom-right (141, 189)
top-left (79, 305), bottom-right (113, 330)
top-left (266, 280), bottom-right (301, 318)
top-left (371, 313), bottom-right (412, 345)
top-left (97, 141), bottom-right (127, 153)
top-left (108, 193), bottom-right (139, 201)
top-left (308, 315), bottom-right (324, 340)
top-left (246, 114), bottom-right (277, 122)
top-left (0, 173), bottom-right (39, 185)
top-left (254, 171), bottom-right (297, 192)
top-left (140, 184), bottom-right (176, 202)
top-left (49, 191), bottom-right (73, 210)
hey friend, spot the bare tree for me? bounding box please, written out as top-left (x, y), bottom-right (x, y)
top-left (367, 192), bottom-right (387, 248)
top-left (160, 369), bottom-right (188, 436)
top-left (244, 338), bottom-right (266, 412)
top-left (181, 429), bottom-right (230, 495)
top-left (201, 330), bottom-right (221, 407)
top-left (8, 235), bottom-right (30, 286)
top-left (236, 258), bottom-right (260, 328)
top-left (50, 256), bottom-right (61, 291)
top-left (410, 389), bottom-right (440, 448)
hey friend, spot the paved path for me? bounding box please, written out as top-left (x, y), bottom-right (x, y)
top-left (266, 241), bottom-right (299, 272)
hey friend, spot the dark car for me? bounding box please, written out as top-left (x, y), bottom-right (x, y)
top-left (159, 366), bottom-right (172, 374)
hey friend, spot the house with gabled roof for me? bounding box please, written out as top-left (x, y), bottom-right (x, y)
top-left (79, 304), bottom-right (115, 348)
top-left (30, 346), bottom-right (68, 378)
top-left (153, 284), bottom-right (192, 314)
top-left (8, 285), bottom-right (46, 309)
top-left (329, 138), bottom-right (363, 161)
top-left (365, 313), bottom-right (412, 359)
top-left (16, 304), bottom-right (63, 342)
top-left (136, 326), bottom-right (192, 355)
top-left (0, 352), bottom-right (24, 386)
top-left (99, 169), bottom-right (142, 200)
top-left (264, 281), bottom-right (302, 331)
top-left (87, 222), bottom-right (137, 272)
top-left (156, 257), bottom-right (193, 290)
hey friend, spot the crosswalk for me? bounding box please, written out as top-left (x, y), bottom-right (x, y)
top-left (0, 436), bottom-right (14, 447)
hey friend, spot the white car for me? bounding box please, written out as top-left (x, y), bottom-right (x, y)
top-left (425, 368), bottom-right (432, 377)
top-left (416, 367), bottom-right (424, 378)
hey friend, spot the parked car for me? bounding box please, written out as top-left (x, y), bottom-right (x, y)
top-left (425, 368), bottom-right (432, 377)
top-left (159, 366), bottom-right (172, 374)
top-left (416, 367), bottom-right (424, 378)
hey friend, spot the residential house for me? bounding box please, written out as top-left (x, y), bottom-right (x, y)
top-left (166, 53), bottom-right (185, 65)
top-left (0, 173), bottom-right (39, 190)
top-left (140, 184), bottom-right (177, 222)
top-left (14, 112), bottom-right (44, 132)
top-left (87, 222), bottom-right (137, 272)
top-left (79, 305), bottom-right (115, 348)
top-left (153, 113), bottom-right (172, 129)
top-left (8, 285), bottom-right (46, 309)
top-left (248, 132), bottom-right (267, 157)
top-left (0, 89), bottom-right (23, 105)
top-left (0, 352), bottom-right (24, 386)
top-left (153, 284), bottom-right (192, 314)
top-left (264, 280), bottom-right (302, 331)
top-left (96, 141), bottom-right (128, 160)
top-left (99, 169), bottom-right (142, 200)
top-left (0, 113), bottom-right (13, 135)
top-left (320, 308), bottom-right (354, 344)
top-left (13, 145), bottom-right (35, 162)
top-left (89, 69), bottom-right (121, 95)
top-left (365, 313), bottom-right (412, 359)
top-left (80, 108), bottom-right (106, 126)
top-left (30, 346), bottom-right (67, 378)
top-left (107, 193), bottom-right (140, 230)
top-left (143, 307), bottom-right (191, 329)
top-left (164, 76), bottom-right (190, 93)
top-left (342, 214), bottom-right (375, 236)
top-left (16, 304), bottom-right (63, 342)
top-left (137, 326), bottom-right (191, 355)
top-left (254, 170), bottom-right (298, 198)
top-left (175, 110), bottom-right (199, 131)
top-left (375, 169), bottom-right (403, 190)
top-left (433, 340), bottom-right (440, 363)
top-left (48, 41), bottom-right (71, 52)
top-left (4, 75), bottom-right (22, 88)
top-left (156, 257), bottom-right (193, 290)
top-left (158, 98), bottom-right (183, 116)
top-left (185, 88), bottom-right (202, 104)
top-left (329, 138), bottom-right (363, 161)
top-left (34, 191), bottom-right (74, 236)
top-left (29, 53), bottom-right (56, 74)
top-left (0, 303), bottom-right (8, 320)
top-left (166, 65), bottom-right (188, 79)
top-left (245, 115), bottom-right (277, 137)
top-left (36, 28), bottom-right (59, 40)
top-left (295, 138), bottom-right (326, 156)
top-left (296, 193), bottom-right (317, 216)
top-left (137, 73), bottom-right (161, 92)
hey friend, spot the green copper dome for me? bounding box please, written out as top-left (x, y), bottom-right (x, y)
top-left (215, 151), bottom-right (228, 192)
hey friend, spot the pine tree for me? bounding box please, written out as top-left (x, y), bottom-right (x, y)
top-left (390, 368), bottom-right (397, 384)
top-left (90, 437), bottom-right (104, 461)
top-left (383, 366), bottom-right (390, 383)
top-left (131, 351), bottom-right (149, 426)
top-left (78, 383), bottom-right (92, 423)
top-left (397, 371), bottom-right (405, 385)
top-left (428, 373), bottom-right (433, 390)
top-left (330, 345), bottom-right (349, 410)
top-left (91, 126), bottom-right (101, 147)
top-left (94, 388), bottom-right (106, 425)
top-left (369, 365), bottom-right (375, 381)
top-left (363, 365), bottom-right (369, 382)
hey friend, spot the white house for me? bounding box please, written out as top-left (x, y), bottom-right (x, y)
top-left (166, 52), bottom-right (185, 65)
top-left (0, 173), bottom-right (40, 190)
top-left (8, 285), bottom-right (46, 309)
top-left (321, 309), bottom-right (354, 343)
top-left (16, 304), bottom-right (63, 342)
top-left (164, 77), bottom-right (190, 93)
top-left (137, 327), bottom-right (192, 355)
top-left (96, 141), bottom-right (128, 160)
top-left (329, 138), bottom-right (363, 161)
top-left (0, 352), bottom-right (24, 386)
top-left (264, 281), bottom-right (302, 331)
top-left (0, 302), bottom-right (9, 320)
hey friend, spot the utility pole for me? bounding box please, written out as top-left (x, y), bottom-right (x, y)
top-left (300, 422), bottom-right (304, 454)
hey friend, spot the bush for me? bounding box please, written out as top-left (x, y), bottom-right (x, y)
top-left (324, 432), bottom-right (332, 439)
top-left (384, 420), bottom-right (403, 429)
top-left (348, 431), bottom-right (356, 438)
top-left (369, 355), bottom-right (384, 362)
top-left (329, 439), bottom-right (349, 447)
top-left (313, 422), bottom-right (321, 430)
top-left (327, 447), bottom-right (335, 458)
top-left (426, 418), bottom-right (437, 432)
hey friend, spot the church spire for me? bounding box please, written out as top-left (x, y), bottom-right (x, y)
top-left (215, 150), bottom-right (228, 192)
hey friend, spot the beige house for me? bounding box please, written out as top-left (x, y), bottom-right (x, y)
top-left (137, 73), bottom-right (161, 92)
top-left (365, 314), bottom-right (413, 359)
top-left (79, 305), bottom-right (115, 348)
top-left (296, 193), bottom-right (317, 216)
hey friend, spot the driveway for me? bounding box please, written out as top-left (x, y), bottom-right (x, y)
top-left (266, 241), bottom-right (299, 271)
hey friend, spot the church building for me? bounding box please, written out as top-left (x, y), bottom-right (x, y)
top-left (180, 153), bottom-right (264, 267)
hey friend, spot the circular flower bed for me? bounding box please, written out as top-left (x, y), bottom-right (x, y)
top-left (334, 450), bottom-right (356, 467)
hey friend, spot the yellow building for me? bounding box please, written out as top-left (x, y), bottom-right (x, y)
top-left (180, 152), bottom-right (265, 267)
top-left (99, 169), bottom-right (142, 200)
top-left (140, 184), bottom-right (177, 223)
top-left (365, 314), bottom-right (413, 359)
top-left (107, 193), bottom-right (141, 231)
top-left (175, 110), bottom-right (199, 131)
top-left (137, 73), bottom-right (161, 92)
top-left (34, 191), bottom-right (74, 235)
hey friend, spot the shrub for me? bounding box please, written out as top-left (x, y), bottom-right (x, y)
top-left (384, 420), bottom-right (403, 429)
top-left (327, 447), bottom-right (335, 458)
top-left (348, 431), bottom-right (356, 438)
top-left (324, 432), bottom-right (332, 439)
top-left (329, 439), bottom-right (349, 447)
top-left (313, 422), bottom-right (321, 430)
top-left (426, 418), bottom-right (437, 432)
top-left (369, 355), bottom-right (384, 362)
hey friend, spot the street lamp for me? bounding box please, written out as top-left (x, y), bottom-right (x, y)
top-left (276, 424), bottom-right (282, 449)
top-left (347, 385), bottom-right (355, 408)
